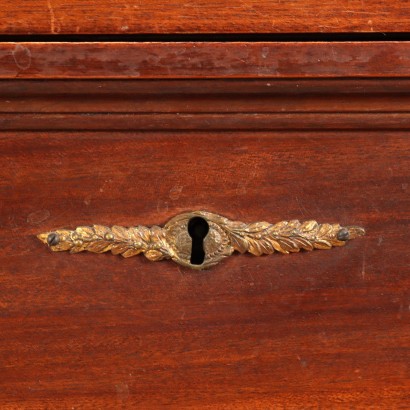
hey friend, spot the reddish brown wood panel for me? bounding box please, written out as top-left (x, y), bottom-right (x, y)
top-left (1, 0), bottom-right (410, 34)
top-left (3, 79), bottom-right (410, 114)
top-left (5, 112), bottom-right (410, 131)
top-left (4, 78), bottom-right (410, 95)
top-left (0, 128), bottom-right (409, 408)
top-left (2, 79), bottom-right (410, 132)
top-left (1, 42), bottom-right (410, 79)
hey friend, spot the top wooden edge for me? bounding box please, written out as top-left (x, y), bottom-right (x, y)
top-left (1, 42), bottom-right (410, 79)
top-left (1, 0), bottom-right (410, 35)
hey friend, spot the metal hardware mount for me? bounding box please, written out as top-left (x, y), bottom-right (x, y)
top-left (38, 211), bottom-right (365, 270)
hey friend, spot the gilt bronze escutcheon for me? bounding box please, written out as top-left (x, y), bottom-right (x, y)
top-left (38, 211), bottom-right (365, 270)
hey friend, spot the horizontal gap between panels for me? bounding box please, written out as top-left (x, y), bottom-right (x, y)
top-left (2, 33), bottom-right (410, 43)
top-left (1, 111), bottom-right (410, 115)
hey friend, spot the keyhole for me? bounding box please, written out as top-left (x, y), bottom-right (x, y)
top-left (188, 217), bottom-right (209, 265)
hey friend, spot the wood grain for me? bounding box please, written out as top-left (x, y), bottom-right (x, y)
top-left (4, 112), bottom-right (410, 131)
top-left (3, 79), bottom-right (410, 113)
top-left (2, 79), bottom-right (410, 132)
top-left (1, 0), bottom-right (410, 34)
top-left (1, 42), bottom-right (410, 79)
top-left (0, 36), bottom-right (409, 407)
top-left (0, 129), bottom-right (409, 408)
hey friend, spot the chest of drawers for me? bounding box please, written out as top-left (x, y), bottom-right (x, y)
top-left (0, 2), bottom-right (409, 408)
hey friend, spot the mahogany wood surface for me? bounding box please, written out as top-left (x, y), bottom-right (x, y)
top-left (1, 42), bottom-right (410, 79)
top-left (0, 75), bottom-right (409, 408)
top-left (1, 0), bottom-right (410, 35)
top-left (3, 79), bottom-right (410, 132)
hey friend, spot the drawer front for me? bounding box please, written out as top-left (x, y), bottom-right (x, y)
top-left (0, 43), bottom-right (409, 408)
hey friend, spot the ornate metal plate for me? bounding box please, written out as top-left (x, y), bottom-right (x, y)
top-left (38, 211), bottom-right (365, 270)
